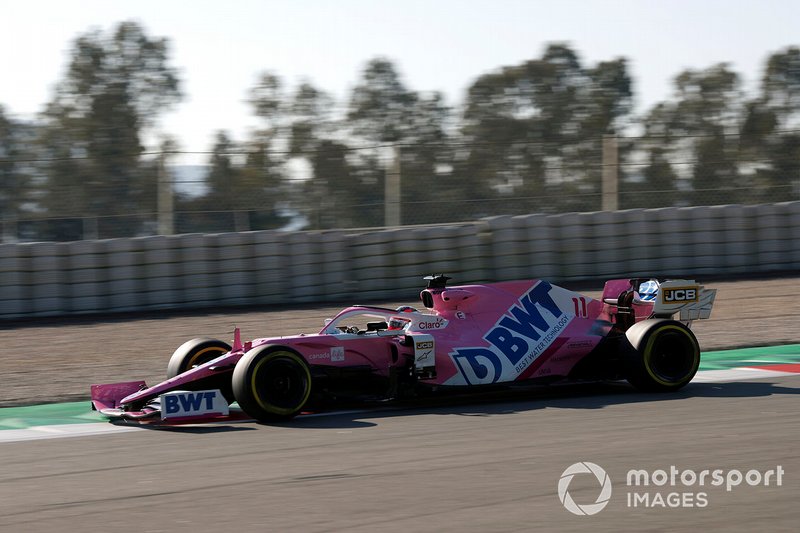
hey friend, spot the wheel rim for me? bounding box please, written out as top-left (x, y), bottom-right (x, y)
top-left (252, 355), bottom-right (309, 412)
top-left (186, 346), bottom-right (226, 370)
top-left (647, 329), bottom-right (698, 383)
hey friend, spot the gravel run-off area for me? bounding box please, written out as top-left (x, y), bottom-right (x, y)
top-left (1, 276), bottom-right (797, 407)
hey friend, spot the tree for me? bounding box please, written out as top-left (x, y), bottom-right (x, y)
top-left (248, 72), bottom-right (284, 130)
top-left (621, 145), bottom-right (680, 209)
top-left (738, 47), bottom-right (800, 202)
top-left (0, 106), bottom-right (34, 238)
top-left (182, 128), bottom-right (287, 233)
top-left (284, 82), bottom-right (359, 228)
top-left (346, 59), bottom-right (460, 225)
top-left (584, 59), bottom-right (634, 135)
top-left (637, 64), bottom-right (743, 206)
top-left (288, 81), bottom-right (335, 155)
top-left (206, 131), bottom-right (240, 209)
top-left (246, 74), bottom-right (336, 228)
top-left (459, 44), bottom-right (633, 214)
top-left (397, 91), bottom-right (458, 224)
top-left (238, 137), bottom-right (286, 229)
top-left (762, 47), bottom-right (800, 122)
top-left (347, 58), bottom-right (418, 143)
top-left (38, 20), bottom-right (181, 237)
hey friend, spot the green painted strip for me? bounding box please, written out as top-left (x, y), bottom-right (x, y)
top-left (698, 344), bottom-right (800, 371)
top-left (0, 401), bottom-right (104, 429)
top-left (2, 344), bottom-right (800, 430)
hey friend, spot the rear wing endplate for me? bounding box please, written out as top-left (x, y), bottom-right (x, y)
top-left (653, 279), bottom-right (716, 320)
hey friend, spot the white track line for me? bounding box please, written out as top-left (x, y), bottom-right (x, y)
top-left (0, 422), bottom-right (140, 443)
top-left (0, 409), bottom-right (376, 443)
top-left (692, 367), bottom-right (798, 383)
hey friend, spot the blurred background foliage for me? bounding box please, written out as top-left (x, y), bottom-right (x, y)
top-left (1, 21), bottom-right (799, 240)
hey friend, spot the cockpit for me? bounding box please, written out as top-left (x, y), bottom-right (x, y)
top-left (321, 306), bottom-right (419, 336)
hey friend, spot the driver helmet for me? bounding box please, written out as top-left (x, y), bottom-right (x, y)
top-left (637, 279), bottom-right (660, 302)
top-left (388, 316), bottom-right (411, 330)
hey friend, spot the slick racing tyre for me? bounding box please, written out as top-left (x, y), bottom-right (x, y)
top-left (624, 320), bottom-right (700, 392)
top-left (167, 338), bottom-right (232, 378)
top-left (167, 338), bottom-right (234, 403)
top-left (232, 346), bottom-right (312, 422)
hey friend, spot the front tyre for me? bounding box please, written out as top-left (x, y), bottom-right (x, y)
top-left (232, 346), bottom-right (312, 422)
top-left (167, 338), bottom-right (232, 378)
top-left (167, 338), bottom-right (234, 403)
top-left (625, 320), bottom-right (700, 392)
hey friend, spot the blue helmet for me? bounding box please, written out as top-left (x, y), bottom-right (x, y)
top-left (637, 280), bottom-right (659, 302)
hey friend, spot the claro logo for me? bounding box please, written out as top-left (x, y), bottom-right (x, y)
top-left (418, 320), bottom-right (445, 330)
top-left (661, 287), bottom-right (698, 303)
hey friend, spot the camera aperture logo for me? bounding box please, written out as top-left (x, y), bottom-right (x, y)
top-left (559, 461), bottom-right (785, 515)
top-left (558, 462), bottom-right (612, 516)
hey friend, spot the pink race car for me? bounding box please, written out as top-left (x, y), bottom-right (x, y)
top-left (91, 275), bottom-right (716, 424)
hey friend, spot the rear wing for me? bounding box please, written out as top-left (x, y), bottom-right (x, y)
top-left (653, 280), bottom-right (716, 320)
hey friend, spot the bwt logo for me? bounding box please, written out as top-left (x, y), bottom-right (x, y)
top-left (164, 391), bottom-right (219, 414)
top-left (451, 282), bottom-right (571, 384)
top-left (662, 287), bottom-right (698, 303)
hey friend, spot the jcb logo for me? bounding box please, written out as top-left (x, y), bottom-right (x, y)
top-left (416, 341), bottom-right (434, 350)
top-left (662, 287), bottom-right (698, 303)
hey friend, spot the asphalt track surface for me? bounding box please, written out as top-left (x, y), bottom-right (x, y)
top-left (1, 376), bottom-right (798, 532)
top-left (1, 277), bottom-right (799, 531)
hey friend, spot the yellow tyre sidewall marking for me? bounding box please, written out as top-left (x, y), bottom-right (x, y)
top-left (186, 346), bottom-right (226, 370)
top-left (250, 351), bottom-right (311, 415)
top-left (643, 325), bottom-right (699, 387)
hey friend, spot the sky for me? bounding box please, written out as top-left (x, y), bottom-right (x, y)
top-left (2, 0), bottom-right (799, 165)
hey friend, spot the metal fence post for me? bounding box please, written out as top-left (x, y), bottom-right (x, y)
top-left (385, 146), bottom-right (401, 226)
top-left (158, 152), bottom-right (174, 235)
top-left (602, 134), bottom-right (619, 211)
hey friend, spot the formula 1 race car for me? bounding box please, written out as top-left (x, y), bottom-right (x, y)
top-left (91, 275), bottom-right (716, 424)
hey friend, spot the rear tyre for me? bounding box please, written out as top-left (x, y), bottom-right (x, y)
top-left (232, 346), bottom-right (312, 422)
top-left (625, 321), bottom-right (700, 392)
